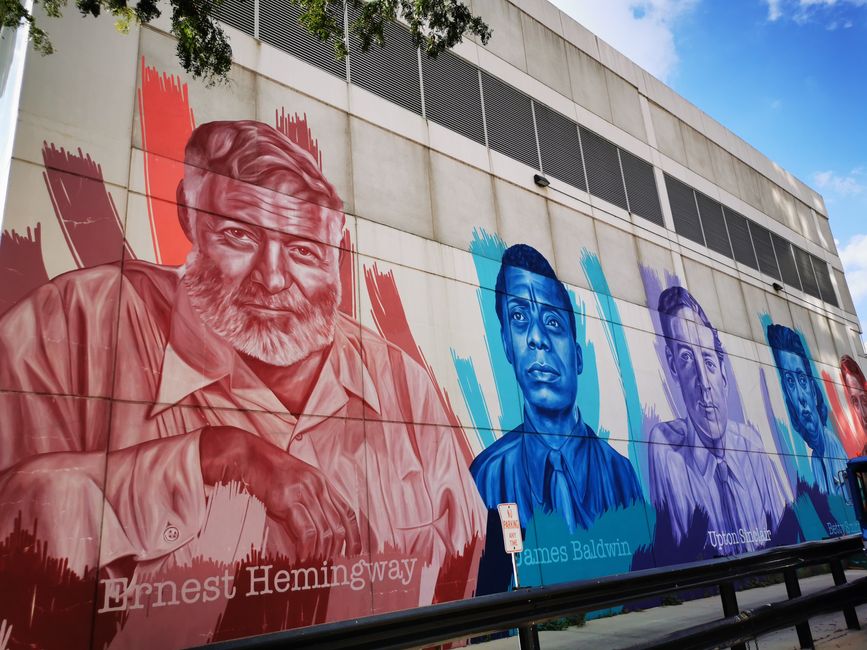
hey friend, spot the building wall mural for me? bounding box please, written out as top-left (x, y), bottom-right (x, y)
top-left (0, 40), bottom-right (864, 649)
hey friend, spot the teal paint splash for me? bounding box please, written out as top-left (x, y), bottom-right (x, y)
top-left (467, 229), bottom-right (523, 432)
top-left (514, 503), bottom-right (654, 588)
top-left (792, 492), bottom-right (828, 540)
top-left (827, 492), bottom-right (860, 531)
top-left (775, 416), bottom-right (813, 484)
top-left (581, 251), bottom-right (646, 494)
top-left (571, 295), bottom-right (601, 434)
top-left (450, 350), bottom-right (495, 447)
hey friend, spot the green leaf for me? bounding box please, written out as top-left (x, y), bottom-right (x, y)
top-left (0, 0), bottom-right (491, 82)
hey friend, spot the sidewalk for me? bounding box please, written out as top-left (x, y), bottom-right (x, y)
top-left (473, 569), bottom-right (867, 649)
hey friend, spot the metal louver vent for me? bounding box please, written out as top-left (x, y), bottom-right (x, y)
top-left (724, 208), bottom-right (758, 270)
top-left (748, 222), bottom-right (781, 280)
top-left (695, 192), bottom-right (732, 258)
top-left (580, 127), bottom-right (628, 210)
top-left (620, 148), bottom-right (663, 226)
top-left (793, 246), bottom-right (821, 299)
top-left (421, 50), bottom-right (485, 146)
top-left (811, 256), bottom-right (838, 307)
top-left (534, 102), bottom-right (585, 191)
top-left (213, 0), bottom-right (254, 36)
top-left (665, 174), bottom-right (704, 245)
top-left (349, 20), bottom-right (422, 115)
top-left (771, 234), bottom-right (801, 290)
top-left (259, 0), bottom-right (346, 78)
top-left (481, 72), bottom-right (539, 169)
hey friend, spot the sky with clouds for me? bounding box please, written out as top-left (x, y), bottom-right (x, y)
top-left (550, 0), bottom-right (867, 345)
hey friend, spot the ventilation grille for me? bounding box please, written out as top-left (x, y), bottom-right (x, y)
top-left (695, 192), bottom-right (732, 258)
top-left (421, 51), bottom-right (485, 146)
top-left (580, 127), bottom-right (627, 210)
top-left (534, 103), bottom-right (585, 191)
top-left (749, 222), bottom-right (781, 280)
top-left (349, 21), bottom-right (422, 115)
top-left (213, 0), bottom-right (255, 36)
top-left (793, 246), bottom-right (820, 299)
top-left (620, 148), bottom-right (663, 226)
top-left (481, 72), bottom-right (539, 169)
top-left (259, 0), bottom-right (346, 78)
top-left (245, 5), bottom-right (842, 311)
top-left (813, 257), bottom-right (838, 307)
top-left (724, 208), bottom-right (758, 270)
top-left (772, 234), bottom-right (801, 290)
top-left (665, 174), bottom-right (704, 245)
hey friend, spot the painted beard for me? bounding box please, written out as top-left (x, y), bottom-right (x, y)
top-left (184, 251), bottom-right (340, 366)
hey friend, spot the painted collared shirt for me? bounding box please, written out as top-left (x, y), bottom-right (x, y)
top-left (0, 261), bottom-right (485, 604)
top-left (648, 417), bottom-right (791, 552)
top-left (470, 412), bottom-right (643, 533)
top-left (809, 426), bottom-right (849, 496)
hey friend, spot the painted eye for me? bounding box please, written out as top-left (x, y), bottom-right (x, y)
top-left (546, 316), bottom-right (561, 329)
top-left (287, 242), bottom-right (323, 261)
top-left (511, 311), bottom-right (527, 322)
top-left (225, 228), bottom-right (253, 241)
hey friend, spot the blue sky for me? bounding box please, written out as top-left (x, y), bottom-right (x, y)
top-left (551, 0), bottom-right (867, 341)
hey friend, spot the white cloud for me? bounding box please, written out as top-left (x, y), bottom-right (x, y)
top-left (812, 168), bottom-right (866, 198)
top-left (550, 0), bottom-right (699, 82)
top-left (763, 0), bottom-right (867, 24)
top-left (767, 0), bottom-right (784, 19)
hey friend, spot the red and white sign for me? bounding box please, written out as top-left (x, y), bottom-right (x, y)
top-left (497, 502), bottom-right (523, 554)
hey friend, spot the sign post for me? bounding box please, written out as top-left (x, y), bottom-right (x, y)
top-left (497, 502), bottom-right (523, 589)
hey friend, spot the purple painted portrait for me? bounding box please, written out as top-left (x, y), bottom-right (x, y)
top-left (648, 287), bottom-right (789, 553)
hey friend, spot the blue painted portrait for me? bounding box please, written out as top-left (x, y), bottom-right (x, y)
top-left (767, 323), bottom-right (848, 496)
top-left (470, 244), bottom-right (642, 534)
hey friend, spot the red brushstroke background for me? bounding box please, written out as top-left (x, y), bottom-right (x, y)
top-left (0, 58), bottom-right (479, 649)
top-left (823, 370), bottom-right (867, 457)
top-left (138, 57), bottom-right (196, 264)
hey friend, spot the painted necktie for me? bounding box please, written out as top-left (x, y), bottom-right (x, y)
top-left (546, 449), bottom-right (577, 532)
top-left (715, 459), bottom-right (740, 538)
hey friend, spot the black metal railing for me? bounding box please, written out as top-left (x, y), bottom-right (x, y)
top-left (192, 535), bottom-right (865, 650)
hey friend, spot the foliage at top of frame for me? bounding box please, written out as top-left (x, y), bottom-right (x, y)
top-left (0, 0), bottom-right (492, 86)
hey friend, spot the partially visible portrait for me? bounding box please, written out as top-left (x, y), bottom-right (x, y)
top-left (768, 324), bottom-right (848, 494)
top-left (470, 244), bottom-right (642, 533)
top-left (649, 287), bottom-right (788, 551)
top-left (841, 355), bottom-right (867, 456)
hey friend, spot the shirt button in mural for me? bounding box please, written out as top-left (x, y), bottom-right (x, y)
top-left (163, 525), bottom-right (180, 543)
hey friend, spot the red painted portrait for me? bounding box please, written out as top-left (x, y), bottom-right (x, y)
top-left (841, 355), bottom-right (867, 457)
top-left (0, 93), bottom-right (484, 647)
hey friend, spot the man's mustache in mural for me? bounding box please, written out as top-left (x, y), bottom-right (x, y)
top-left (185, 249), bottom-right (340, 367)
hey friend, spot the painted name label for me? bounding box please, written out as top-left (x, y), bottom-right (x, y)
top-left (516, 538), bottom-right (632, 567)
top-left (706, 528), bottom-right (772, 550)
top-left (97, 558), bottom-right (418, 613)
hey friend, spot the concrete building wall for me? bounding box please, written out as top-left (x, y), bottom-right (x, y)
top-left (0, 3), bottom-right (865, 648)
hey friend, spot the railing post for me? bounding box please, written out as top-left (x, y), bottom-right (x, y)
top-left (518, 624), bottom-right (540, 650)
top-left (784, 567), bottom-right (814, 649)
top-left (719, 581), bottom-right (747, 650)
top-left (830, 558), bottom-right (860, 630)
